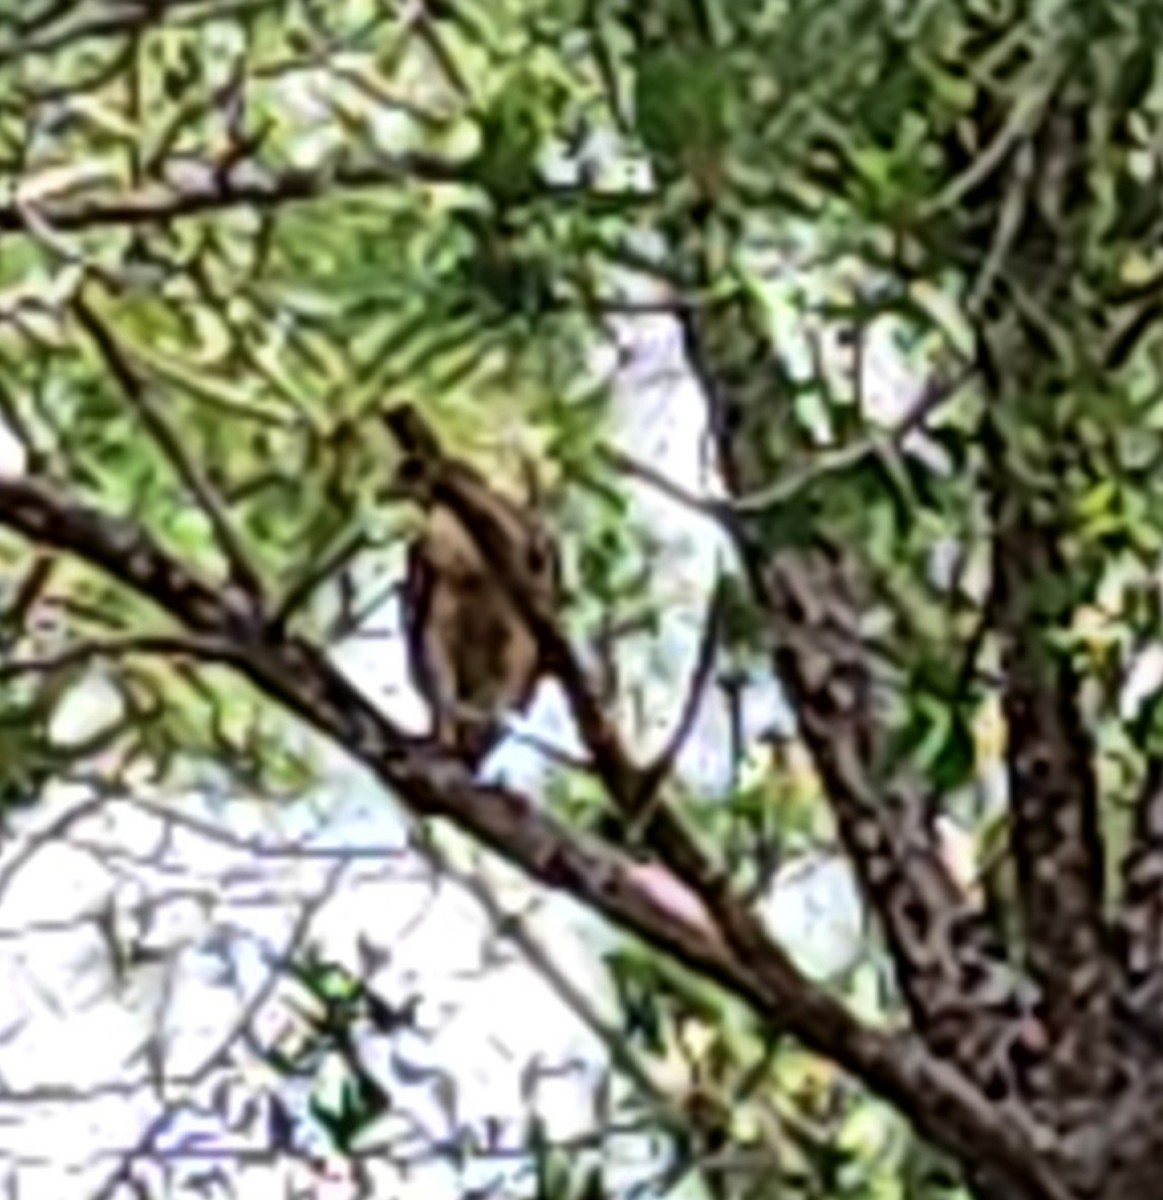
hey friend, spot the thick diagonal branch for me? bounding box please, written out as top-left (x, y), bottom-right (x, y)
top-left (0, 471), bottom-right (1069, 1200)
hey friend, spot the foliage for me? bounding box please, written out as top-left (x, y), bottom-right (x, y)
top-left (6, 1), bottom-right (1163, 1199)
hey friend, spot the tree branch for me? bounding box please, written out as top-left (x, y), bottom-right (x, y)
top-left (272, 529), bottom-right (369, 635)
top-left (434, 845), bottom-right (683, 1121)
top-left (0, 0), bottom-right (280, 67)
top-left (0, 157), bottom-right (470, 236)
top-left (626, 576), bottom-right (726, 841)
top-left (1115, 760), bottom-right (1163, 1039)
top-left (602, 360), bottom-right (976, 528)
top-left (983, 416), bottom-right (1112, 1098)
top-left (72, 295), bottom-right (267, 604)
top-left (676, 290), bottom-right (1040, 1100)
top-left (0, 632), bottom-right (237, 682)
top-left (399, 434), bottom-right (889, 1093)
top-left (0, 469), bottom-right (1069, 1200)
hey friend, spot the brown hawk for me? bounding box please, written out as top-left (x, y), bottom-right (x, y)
top-left (385, 405), bottom-right (561, 768)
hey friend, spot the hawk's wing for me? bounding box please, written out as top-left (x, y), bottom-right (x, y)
top-left (398, 485), bottom-right (559, 770)
top-left (401, 536), bottom-right (439, 708)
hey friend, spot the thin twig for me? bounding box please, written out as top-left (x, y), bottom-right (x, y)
top-left (0, 0), bottom-right (279, 66)
top-left (627, 577), bottom-right (726, 842)
top-left (116, 794), bottom-right (417, 863)
top-left (0, 553), bottom-right (55, 641)
top-left (729, 363), bottom-right (978, 515)
top-left (920, 74), bottom-right (1055, 218)
top-left (272, 530), bottom-right (369, 632)
top-left (72, 297), bottom-right (267, 604)
top-left (600, 445), bottom-right (725, 521)
top-left (604, 363), bottom-right (977, 525)
top-left (0, 156), bottom-right (469, 235)
top-left (0, 632), bottom-right (240, 683)
top-left (0, 791), bottom-right (113, 912)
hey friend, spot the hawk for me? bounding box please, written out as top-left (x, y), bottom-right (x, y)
top-left (385, 405), bottom-right (561, 768)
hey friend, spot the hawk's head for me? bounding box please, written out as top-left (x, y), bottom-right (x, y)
top-left (382, 403), bottom-right (442, 504)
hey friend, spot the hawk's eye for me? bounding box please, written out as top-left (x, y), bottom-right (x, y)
top-left (396, 457), bottom-right (426, 485)
top-left (527, 538), bottom-right (557, 580)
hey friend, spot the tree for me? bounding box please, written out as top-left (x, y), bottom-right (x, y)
top-left (4, 0), bottom-right (1163, 1197)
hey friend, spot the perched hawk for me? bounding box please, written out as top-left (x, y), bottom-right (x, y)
top-left (385, 405), bottom-right (561, 768)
